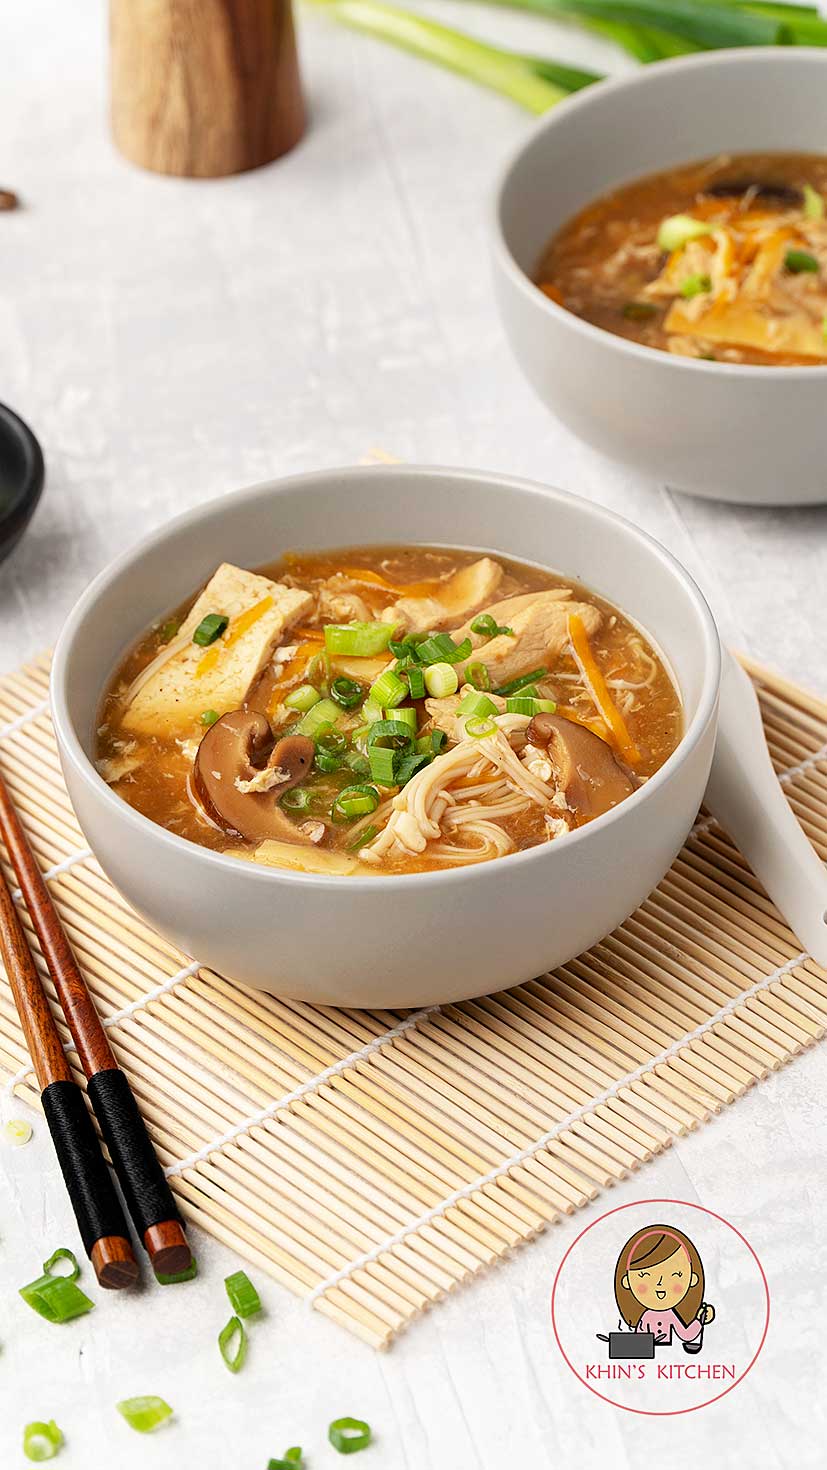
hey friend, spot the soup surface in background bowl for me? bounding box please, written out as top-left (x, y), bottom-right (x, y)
top-left (536, 151), bottom-right (827, 366)
top-left (96, 544), bottom-right (682, 877)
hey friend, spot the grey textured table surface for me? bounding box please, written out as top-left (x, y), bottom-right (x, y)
top-left (1, 3), bottom-right (826, 1467)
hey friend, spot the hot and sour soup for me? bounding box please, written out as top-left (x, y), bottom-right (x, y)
top-left (97, 545), bottom-right (682, 876)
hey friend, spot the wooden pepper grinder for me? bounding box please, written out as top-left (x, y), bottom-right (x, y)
top-left (110, 0), bottom-right (305, 178)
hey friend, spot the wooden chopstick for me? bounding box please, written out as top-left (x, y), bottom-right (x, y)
top-left (0, 772), bottom-right (192, 1278)
top-left (0, 861), bottom-right (138, 1288)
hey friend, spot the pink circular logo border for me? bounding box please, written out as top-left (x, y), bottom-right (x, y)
top-left (550, 1198), bottom-right (770, 1417)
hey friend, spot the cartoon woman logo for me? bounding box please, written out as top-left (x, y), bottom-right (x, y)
top-left (614, 1223), bottom-right (716, 1354)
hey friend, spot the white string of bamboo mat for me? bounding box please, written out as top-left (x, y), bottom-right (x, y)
top-left (2, 652), bottom-right (827, 1347)
top-left (308, 947), bottom-right (808, 1303)
top-left (164, 1006), bottom-right (438, 1177)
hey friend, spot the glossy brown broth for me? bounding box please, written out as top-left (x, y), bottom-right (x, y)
top-left (97, 545), bottom-right (682, 875)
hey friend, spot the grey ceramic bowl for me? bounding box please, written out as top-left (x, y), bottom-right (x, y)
top-left (51, 466), bottom-right (720, 1007)
top-left (493, 48), bottom-right (827, 506)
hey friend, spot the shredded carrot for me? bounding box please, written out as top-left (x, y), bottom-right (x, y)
top-left (538, 282), bottom-right (564, 305)
top-left (566, 614), bottom-right (641, 765)
top-left (195, 597), bottom-right (274, 680)
top-left (557, 705), bottom-right (613, 745)
top-left (340, 567), bottom-right (441, 598)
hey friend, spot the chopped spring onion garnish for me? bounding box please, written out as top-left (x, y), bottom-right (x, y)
top-left (116, 1397), bottom-right (173, 1434)
top-left (424, 662), bottom-right (459, 699)
top-left (347, 824), bottom-right (378, 851)
top-left (22, 1420), bottom-right (63, 1462)
top-left (224, 1269), bottom-right (261, 1318)
top-left (297, 698), bottom-right (341, 738)
top-left (465, 716), bottom-right (498, 739)
top-left (268, 1453), bottom-right (304, 1470)
top-left (368, 746), bottom-right (398, 785)
top-left (402, 665), bottom-right (426, 700)
top-left (344, 748), bottom-right (371, 778)
top-left (155, 1257), bottom-right (198, 1285)
top-left (389, 633), bottom-right (427, 660)
top-left (329, 1417), bottom-right (372, 1454)
top-left (494, 668), bottom-right (548, 697)
top-left (785, 248), bottom-right (819, 274)
top-left (324, 622), bottom-right (394, 657)
top-left (416, 632), bottom-right (472, 665)
top-left (465, 660), bottom-right (490, 691)
top-left (20, 1275), bottom-right (94, 1323)
top-left (506, 696), bottom-right (557, 716)
top-left (330, 676), bottom-right (365, 710)
top-left (470, 613), bottom-right (514, 638)
top-left (386, 705), bottom-right (417, 733)
top-left (218, 1314), bottom-right (248, 1373)
top-left (458, 690), bottom-right (498, 719)
top-left (192, 613), bottom-right (228, 647)
top-left (281, 787), bottom-right (312, 812)
top-left (315, 730), bottom-right (348, 773)
top-left (657, 214), bottom-right (713, 253)
top-left (621, 300), bottom-right (657, 321)
top-left (362, 698), bottom-right (384, 724)
top-left (680, 272), bottom-right (711, 299)
top-left (42, 1248), bottom-right (80, 1282)
top-left (4, 1118), bottom-right (32, 1146)
top-left (417, 730), bottom-right (447, 757)
top-left (367, 720), bottom-right (415, 750)
top-left (394, 751), bottom-right (430, 785)
top-left (159, 618), bottom-right (180, 643)
top-left (332, 785), bottom-right (381, 823)
top-left (803, 184), bottom-right (824, 220)
top-left (284, 1451), bottom-right (303, 1464)
top-left (369, 670), bottom-right (408, 709)
top-left (285, 684), bottom-right (322, 713)
top-left (199, 708), bottom-right (220, 726)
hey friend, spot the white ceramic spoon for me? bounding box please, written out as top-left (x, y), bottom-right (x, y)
top-left (704, 650), bottom-right (827, 968)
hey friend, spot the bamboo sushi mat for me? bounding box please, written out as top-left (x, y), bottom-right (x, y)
top-left (1, 652), bottom-right (827, 1348)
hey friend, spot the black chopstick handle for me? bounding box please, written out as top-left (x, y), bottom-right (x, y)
top-left (41, 1079), bottom-right (133, 1256)
top-left (87, 1068), bottom-right (182, 1240)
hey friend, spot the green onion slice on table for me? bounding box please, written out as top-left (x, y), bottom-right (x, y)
top-left (224, 1269), bottom-right (262, 1318)
top-left (116, 1397), bottom-right (173, 1433)
top-left (22, 1420), bottom-right (64, 1462)
top-left (218, 1314), bottom-right (248, 1373)
top-left (4, 1117), bottom-right (33, 1145)
top-left (41, 1247), bottom-right (80, 1282)
top-left (155, 1257), bottom-right (198, 1285)
top-left (329, 1416), bottom-right (372, 1454)
top-left (19, 1273), bottom-right (94, 1323)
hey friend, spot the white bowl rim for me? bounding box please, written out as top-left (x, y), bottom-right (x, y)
top-left (51, 464), bottom-right (721, 891)
top-left (492, 46), bottom-right (827, 381)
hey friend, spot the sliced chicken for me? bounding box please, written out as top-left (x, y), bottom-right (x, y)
top-left (454, 592), bottom-right (601, 688)
top-left (382, 557), bottom-right (503, 634)
top-left (316, 578), bottom-right (372, 625)
top-left (122, 563), bottom-right (313, 737)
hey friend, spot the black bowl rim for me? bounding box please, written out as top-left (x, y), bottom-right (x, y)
top-left (0, 401), bottom-right (45, 547)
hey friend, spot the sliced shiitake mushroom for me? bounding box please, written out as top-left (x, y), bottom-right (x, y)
top-left (702, 179), bottom-right (802, 207)
top-left (526, 711), bottom-right (635, 822)
top-left (193, 710), bottom-right (316, 844)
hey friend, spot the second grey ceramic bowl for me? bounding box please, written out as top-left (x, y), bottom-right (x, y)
top-left (51, 466), bottom-right (720, 1007)
top-left (493, 49), bottom-right (827, 506)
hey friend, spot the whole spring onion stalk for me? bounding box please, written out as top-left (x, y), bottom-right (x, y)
top-left (311, 0), bottom-right (827, 111)
top-left (309, 0), bottom-right (602, 112)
